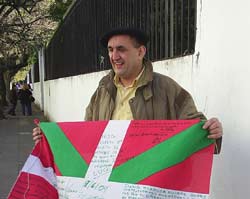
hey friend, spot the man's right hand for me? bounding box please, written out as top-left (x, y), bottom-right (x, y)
top-left (32, 127), bottom-right (42, 144)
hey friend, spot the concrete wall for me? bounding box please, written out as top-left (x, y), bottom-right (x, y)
top-left (33, 0), bottom-right (250, 198)
top-left (195, 1), bottom-right (250, 198)
top-left (34, 70), bottom-right (109, 122)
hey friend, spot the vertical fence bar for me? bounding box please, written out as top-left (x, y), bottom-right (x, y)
top-left (170, 0), bottom-right (174, 57)
top-left (159, 0), bottom-right (163, 58)
top-left (151, 0), bottom-right (154, 60)
top-left (181, 0), bottom-right (184, 54)
top-left (155, 0), bottom-right (158, 59)
top-left (165, 0), bottom-right (169, 58)
top-left (174, 0), bottom-right (178, 55)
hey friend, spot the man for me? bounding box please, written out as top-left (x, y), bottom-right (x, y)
top-left (18, 83), bottom-right (33, 116)
top-left (33, 28), bottom-right (222, 151)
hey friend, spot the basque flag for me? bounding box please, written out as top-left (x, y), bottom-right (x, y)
top-left (8, 120), bottom-right (214, 199)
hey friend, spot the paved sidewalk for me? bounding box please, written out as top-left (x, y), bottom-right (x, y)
top-left (0, 103), bottom-right (47, 198)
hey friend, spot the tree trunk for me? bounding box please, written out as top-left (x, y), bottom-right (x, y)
top-left (0, 69), bottom-right (8, 107)
top-left (4, 70), bottom-right (12, 102)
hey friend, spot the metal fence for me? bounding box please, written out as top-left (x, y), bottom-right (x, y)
top-left (41, 0), bottom-right (197, 81)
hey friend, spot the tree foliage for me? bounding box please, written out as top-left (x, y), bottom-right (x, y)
top-left (0, 0), bottom-right (73, 117)
top-left (49, 0), bottom-right (73, 21)
top-left (0, 0), bottom-right (58, 63)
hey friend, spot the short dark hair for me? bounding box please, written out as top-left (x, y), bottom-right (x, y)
top-left (100, 28), bottom-right (149, 48)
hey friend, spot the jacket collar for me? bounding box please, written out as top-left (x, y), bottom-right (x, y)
top-left (138, 59), bottom-right (153, 100)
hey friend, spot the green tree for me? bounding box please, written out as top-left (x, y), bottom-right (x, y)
top-left (0, 0), bottom-right (73, 118)
top-left (49, 0), bottom-right (73, 21)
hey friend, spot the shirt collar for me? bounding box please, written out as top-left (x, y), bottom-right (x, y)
top-left (114, 66), bottom-right (145, 88)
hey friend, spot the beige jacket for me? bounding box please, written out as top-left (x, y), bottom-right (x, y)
top-left (85, 59), bottom-right (205, 121)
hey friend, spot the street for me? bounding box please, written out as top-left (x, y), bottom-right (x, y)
top-left (0, 103), bottom-right (46, 198)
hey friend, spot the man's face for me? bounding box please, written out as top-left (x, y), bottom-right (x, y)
top-left (107, 35), bottom-right (146, 82)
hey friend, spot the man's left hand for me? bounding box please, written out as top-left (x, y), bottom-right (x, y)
top-left (203, 117), bottom-right (223, 139)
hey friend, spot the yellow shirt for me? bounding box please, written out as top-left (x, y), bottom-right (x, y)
top-left (111, 68), bottom-right (145, 120)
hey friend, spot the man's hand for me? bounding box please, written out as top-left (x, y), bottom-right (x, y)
top-left (203, 117), bottom-right (223, 139)
top-left (32, 127), bottom-right (42, 144)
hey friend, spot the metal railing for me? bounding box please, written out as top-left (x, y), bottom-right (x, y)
top-left (41, 0), bottom-right (197, 81)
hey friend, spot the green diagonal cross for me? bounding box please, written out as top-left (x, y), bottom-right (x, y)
top-left (40, 122), bottom-right (88, 177)
top-left (109, 122), bottom-right (214, 183)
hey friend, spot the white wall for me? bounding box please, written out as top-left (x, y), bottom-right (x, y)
top-left (198, 1), bottom-right (250, 198)
top-left (35, 70), bottom-right (109, 122)
top-left (33, 0), bottom-right (250, 198)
